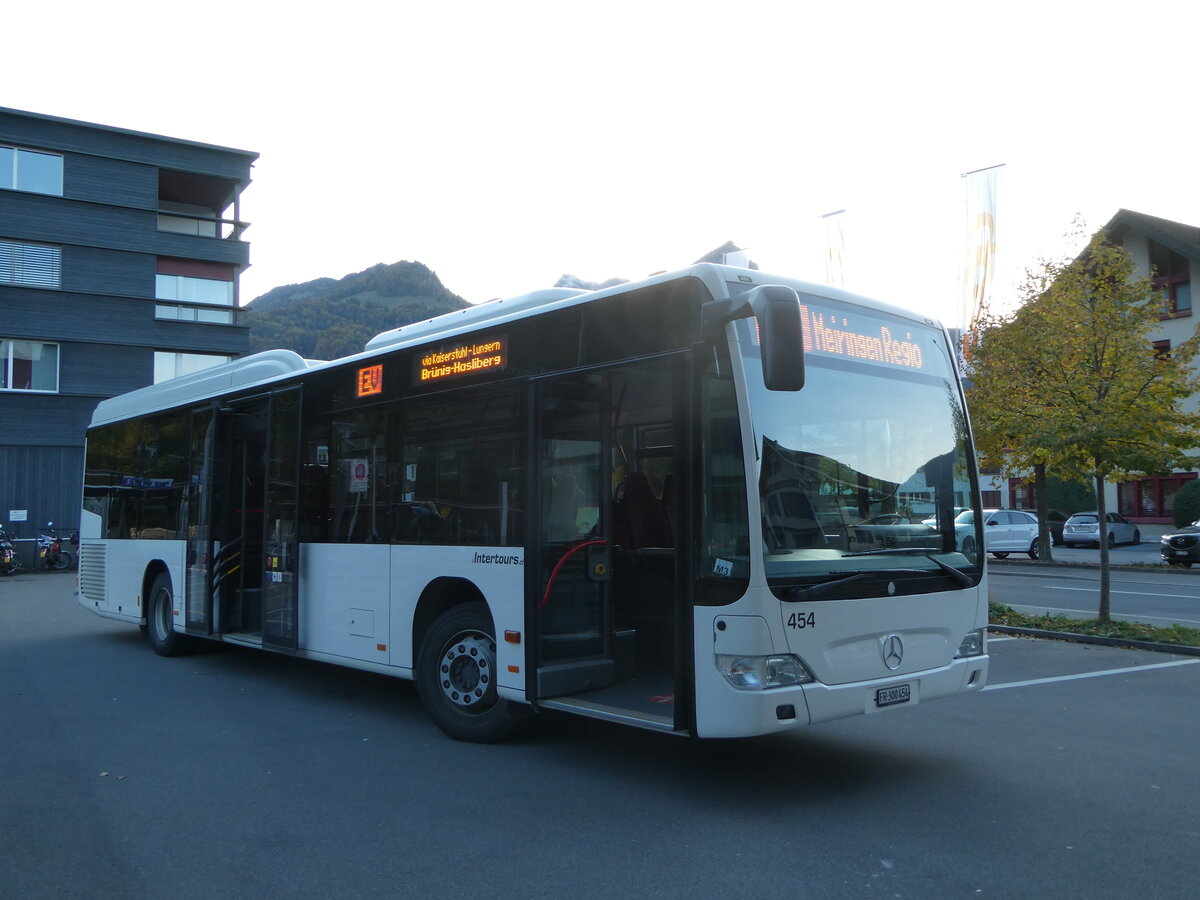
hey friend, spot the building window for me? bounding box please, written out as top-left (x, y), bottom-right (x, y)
top-left (1151, 241), bottom-right (1191, 318)
top-left (1117, 474), bottom-right (1197, 519)
top-left (155, 258), bottom-right (235, 323)
top-left (0, 238), bottom-right (61, 288)
top-left (153, 351), bottom-right (231, 384)
top-left (981, 490), bottom-right (1002, 508)
top-left (1, 339), bottom-right (59, 392)
top-left (1153, 340), bottom-right (1171, 360)
top-left (1, 145), bottom-right (63, 196)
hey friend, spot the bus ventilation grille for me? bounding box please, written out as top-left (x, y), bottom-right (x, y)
top-left (78, 544), bottom-right (108, 605)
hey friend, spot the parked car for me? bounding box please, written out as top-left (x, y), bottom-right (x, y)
top-left (1061, 512), bottom-right (1140, 548)
top-left (1046, 509), bottom-right (1068, 546)
top-left (1160, 519), bottom-right (1200, 568)
top-left (954, 508), bottom-right (1041, 560)
top-left (921, 507), bottom-right (968, 527)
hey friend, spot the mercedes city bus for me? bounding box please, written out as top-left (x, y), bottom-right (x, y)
top-left (78, 263), bottom-right (988, 741)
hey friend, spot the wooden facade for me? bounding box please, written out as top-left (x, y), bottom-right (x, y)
top-left (0, 107), bottom-right (256, 535)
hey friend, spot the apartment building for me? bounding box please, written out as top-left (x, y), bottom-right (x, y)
top-left (1, 107), bottom-right (256, 537)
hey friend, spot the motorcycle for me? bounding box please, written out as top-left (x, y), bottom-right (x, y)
top-left (37, 522), bottom-right (73, 571)
top-left (0, 524), bottom-right (18, 575)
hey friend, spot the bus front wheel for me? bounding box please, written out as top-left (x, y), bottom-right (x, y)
top-left (147, 572), bottom-right (194, 657)
top-left (417, 602), bottom-right (521, 743)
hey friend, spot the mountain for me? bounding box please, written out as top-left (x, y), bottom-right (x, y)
top-left (243, 242), bottom-right (751, 360)
top-left (554, 274), bottom-right (628, 291)
top-left (242, 261), bottom-right (469, 360)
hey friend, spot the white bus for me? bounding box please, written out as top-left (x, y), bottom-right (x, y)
top-left (78, 264), bottom-right (988, 742)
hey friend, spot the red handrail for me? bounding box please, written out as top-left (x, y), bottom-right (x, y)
top-left (539, 539), bottom-right (607, 610)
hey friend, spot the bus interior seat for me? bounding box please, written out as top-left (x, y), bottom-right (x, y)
top-left (615, 471), bottom-right (671, 549)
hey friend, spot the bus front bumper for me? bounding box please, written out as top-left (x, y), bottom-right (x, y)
top-left (694, 654), bottom-right (988, 738)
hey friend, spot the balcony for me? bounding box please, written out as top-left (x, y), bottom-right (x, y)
top-left (158, 169), bottom-right (249, 241)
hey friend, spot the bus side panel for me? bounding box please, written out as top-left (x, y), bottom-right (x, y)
top-left (388, 546), bottom-right (526, 701)
top-left (298, 543), bottom-right (391, 667)
top-left (79, 539), bottom-right (185, 624)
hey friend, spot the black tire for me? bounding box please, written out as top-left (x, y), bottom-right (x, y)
top-left (991, 552), bottom-right (1009, 559)
top-left (146, 572), bottom-right (194, 657)
top-left (417, 602), bottom-right (522, 743)
top-left (1107, 533), bottom-right (1115, 549)
top-left (1131, 530), bottom-right (1140, 545)
top-left (1064, 542), bottom-right (1075, 549)
top-left (51, 549), bottom-right (72, 570)
top-left (1027, 540), bottom-right (1039, 560)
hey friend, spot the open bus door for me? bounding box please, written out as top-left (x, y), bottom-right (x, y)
top-left (532, 365), bottom-right (682, 733)
top-left (203, 385), bottom-right (302, 650)
top-left (533, 375), bottom-right (615, 697)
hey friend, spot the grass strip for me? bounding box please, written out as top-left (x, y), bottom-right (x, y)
top-left (989, 602), bottom-right (1200, 649)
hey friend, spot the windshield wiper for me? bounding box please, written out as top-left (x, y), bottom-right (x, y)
top-left (842, 547), bottom-right (972, 586)
top-left (786, 567), bottom-right (936, 601)
top-left (785, 555), bottom-right (973, 602)
top-left (926, 554), bottom-right (973, 587)
top-left (787, 573), bottom-right (872, 602)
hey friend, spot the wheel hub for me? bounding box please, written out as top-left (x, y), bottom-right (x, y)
top-left (438, 632), bottom-right (496, 710)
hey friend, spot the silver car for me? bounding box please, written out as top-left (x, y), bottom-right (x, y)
top-left (1061, 512), bottom-right (1140, 548)
top-left (954, 508), bottom-right (1041, 560)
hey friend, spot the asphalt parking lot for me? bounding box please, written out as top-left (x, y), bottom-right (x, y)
top-left (4, 571), bottom-right (1200, 898)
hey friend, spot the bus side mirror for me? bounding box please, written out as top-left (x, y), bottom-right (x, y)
top-left (701, 285), bottom-right (805, 392)
top-left (748, 285), bottom-right (805, 392)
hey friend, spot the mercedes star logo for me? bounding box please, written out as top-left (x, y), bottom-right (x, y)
top-left (882, 634), bottom-right (904, 670)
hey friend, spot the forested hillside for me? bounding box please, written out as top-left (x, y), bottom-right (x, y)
top-left (242, 261), bottom-right (468, 359)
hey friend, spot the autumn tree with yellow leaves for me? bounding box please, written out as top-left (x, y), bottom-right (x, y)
top-left (967, 225), bottom-right (1200, 621)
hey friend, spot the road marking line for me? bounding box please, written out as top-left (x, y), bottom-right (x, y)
top-left (984, 658), bottom-right (1200, 691)
top-left (1046, 586), bottom-right (1196, 599)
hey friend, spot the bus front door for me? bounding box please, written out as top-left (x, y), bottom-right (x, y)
top-left (534, 375), bottom-right (616, 698)
top-left (533, 360), bottom-right (683, 733)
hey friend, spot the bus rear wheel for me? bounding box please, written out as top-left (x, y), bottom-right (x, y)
top-left (417, 602), bottom-right (521, 743)
top-left (147, 572), bottom-right (194, 657)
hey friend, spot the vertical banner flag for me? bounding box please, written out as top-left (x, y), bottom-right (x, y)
top-left (959, 165), bottom-right (1003, 333)
top-left (822, 209), bottom-right (846, 288)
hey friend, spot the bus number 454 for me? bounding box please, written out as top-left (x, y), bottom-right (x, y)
top-left (787, 612), bottom-right (815, 629)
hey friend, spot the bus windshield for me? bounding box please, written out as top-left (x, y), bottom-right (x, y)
top-left (734, 295), bottom-right (979, 600)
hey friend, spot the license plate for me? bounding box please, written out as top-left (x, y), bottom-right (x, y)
top-left (876, 684), bottom-right (911, 707)
top-left (1177, 550), bottom-right (1191, 557)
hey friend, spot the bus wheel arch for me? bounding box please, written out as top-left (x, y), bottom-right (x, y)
top-left (414, 582), bottom-right (521, 742)
top-left (145, 566), bottom-right (194, 657)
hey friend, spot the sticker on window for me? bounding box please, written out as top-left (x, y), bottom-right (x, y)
top-left (713, 558), bottom-right (733, 577)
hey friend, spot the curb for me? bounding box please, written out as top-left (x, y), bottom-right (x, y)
top-left (988, 624), bottom-right (1200, 657)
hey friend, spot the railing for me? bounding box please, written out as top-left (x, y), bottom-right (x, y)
top-left (157, 212), bottom-right (249, 241)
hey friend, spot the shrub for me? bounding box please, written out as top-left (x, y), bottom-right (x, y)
top-left (1174, 479), bottom-right (1200, 527)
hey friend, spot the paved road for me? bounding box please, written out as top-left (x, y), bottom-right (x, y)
top-left (990, 563), bottom-right (1200, 629)
top-left (4, 572), bottom-right (1200, 899)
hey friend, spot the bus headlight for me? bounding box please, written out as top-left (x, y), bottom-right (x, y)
top-left (716, 654), bottom-right (814, 690)
top-left (955, 628), bottom-right (986, 658)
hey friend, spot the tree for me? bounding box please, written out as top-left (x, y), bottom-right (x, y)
top-left (967, 261), bottom-right (1069, 562)
top-left (1175, 479), bottom-right (1200, 528)
top-left (968, 224), bottom-right (1200, 621)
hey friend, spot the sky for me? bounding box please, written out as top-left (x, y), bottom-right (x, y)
top-left (6, 0), bottom-right (1199, 329)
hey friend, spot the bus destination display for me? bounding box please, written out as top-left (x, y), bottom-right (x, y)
top-left (798, 302), bottom-right (926, 371)
top-left (417, 335), bottom-right (506, 383)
